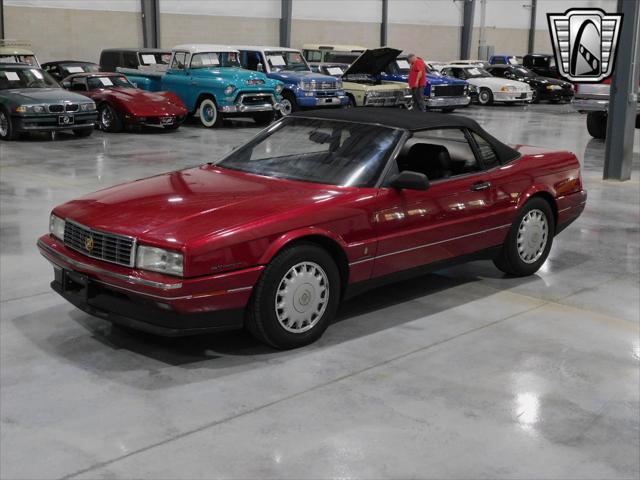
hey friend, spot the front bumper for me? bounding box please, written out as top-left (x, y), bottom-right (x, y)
top-left (13, 112), bottom-right (97, 132)
top-left (538, 89), bottom-right (574, 101)
top-left (297, 94), bottom-right (348, 108)
top-left (364, 93), bottom-right (413, 107)
top-left (425, 96), bottom-right (471, 108)
top-left (493, 91), bottom-right (533, 102)
top-left (221, 92), bottom-right (279, 113)
top-left (125, 113), bottom-right (187, 127)
top-left (572, 96), bottom-right (609, 113)
top-left (37, 235), bottom-right (260, 336)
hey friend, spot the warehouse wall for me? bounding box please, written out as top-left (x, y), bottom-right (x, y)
top-left (3, 0), bottom-right (142, 63)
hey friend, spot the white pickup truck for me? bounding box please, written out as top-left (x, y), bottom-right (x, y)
top-left (573, 79), bottom-right (640, 139)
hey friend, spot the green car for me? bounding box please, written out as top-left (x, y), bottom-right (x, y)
top-left (0, 64), bottom-right (98, 140)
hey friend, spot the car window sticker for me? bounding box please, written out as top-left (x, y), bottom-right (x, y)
top-left (31, 69), bottom-right (43, 79)
top-left (66, 66), bottom-right (84, 73)
top-left (141, 54), bottom-right (156, 64)
top-left (268, 55), bottom-right (286, 66)
top-left (396, 60), bottom-right (410, 69)
top-left (4, 71), bottom-right (20, 81)
top-left (99, 77), bottom-right (114, 86)
top-left (327, 67), bottom-right (344, 75)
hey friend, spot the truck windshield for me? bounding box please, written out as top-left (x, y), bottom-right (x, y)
top-left (191, 52), bottom-right (241, 68)
top-left (0, 68), bottom-right (58, 89)
top-left (0, 54), bottom-right (38, 66)
top-left (265, 51), bottom-right (309, 72)
top-left (218, 117), bottom-right (402, 188)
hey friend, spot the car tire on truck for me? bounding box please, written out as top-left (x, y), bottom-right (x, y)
top-left (586, 111), bottom-right (607, 139)
top-left (197, 97), bottom-right (223, 128)
top-left (279, 91), bottom-right (298, 116)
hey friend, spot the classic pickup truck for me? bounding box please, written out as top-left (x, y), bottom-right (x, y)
top-left (99, 48), bottom-right (172, 73)
top-left (235, 46), bottom-right (347, 116)
top-left (0, 40), bottom-right (40, 67)
top-left (123, 44), bottom-right (283, 127)
top-left (489, 55), bottom-right (523, 66)
top-left (302, 44), bottom-right (365, 67)
top-left (572, 79), bottom-right (640, 139)
top-left (379, 54), bottom-right (470, 112)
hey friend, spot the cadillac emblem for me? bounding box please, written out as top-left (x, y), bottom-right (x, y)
top-left (84, 235), bottom-right (94, 252)
top-left (547, 8), bottom-right (623, 83)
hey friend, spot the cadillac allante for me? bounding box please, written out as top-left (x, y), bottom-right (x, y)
top-left (38, 109), bottom-right (586, 349)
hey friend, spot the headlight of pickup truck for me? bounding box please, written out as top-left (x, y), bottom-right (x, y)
top-left (275, 83), bottom-right (283, 94)
top-left (80, 102), bottom-right (96, 111)
top-left (49, 214), bottom-right (65, 241)
top-left (335, 80), bottom-right (343, 89)
top-left (224, 85), bottom-right (236, 96)
top-left (136, 245), bottom-right (183, 276)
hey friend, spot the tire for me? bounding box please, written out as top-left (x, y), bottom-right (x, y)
top-left (346, 95), bottom-right (356, 108)
top-left (586, 111), bottom-right (607, 139)
top-left (98, 103), bottom-right (123, 132)
top-left (253, 111), bottom-right (276, 126)
top-left (531, 89), bottom-right (540, 104)
top-left (246, 243), bottom-right (341, 349)
top-left (73, 128), bottom-right (93, 137)
top-left (477, 88), bottom-right (494, 105)
top-left (279, 91), bottom-right (297, 117)
top-left (635, 114), bottom-right (639, 129)
top-left (197, 97), bottom-right (223, 128)
top-left (0, 108), bottom-right (16, 141)
top-left (493, 198), bottom-right (555, 277)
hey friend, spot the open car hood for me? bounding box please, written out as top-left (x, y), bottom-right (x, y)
top-left (344, 48), bottom-right (402, 76)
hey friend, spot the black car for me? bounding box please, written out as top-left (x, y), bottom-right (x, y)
top-left (99, 48), bottom-right (171, 72)
top-left (523, 54), bottom-right (559, 79)
top-left (486, 65), bottom-right (573, 103)
top-left (42, 61), bottom-right (100, 82)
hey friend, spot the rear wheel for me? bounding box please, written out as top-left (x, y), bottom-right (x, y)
top-left (531, 89), bottom-right (540, 103)
top-left (197, 97), bottom-right (223, 128)
top-left (586, 111), bottom-right (607, 139)
top-left (477, 88), bottom-right (494, 105)
top-left (99, 103), bottom-right (123, 132)
top-left (493, 198), bottom-right (555, 277)
top-left (0, 108), bottom-right (16, 141)
top-left (73, 128), bottom-right (93, 137)
top-left (245, 243), bottom-right (341, 349)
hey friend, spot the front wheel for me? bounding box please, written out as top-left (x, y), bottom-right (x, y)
top-left (245, 243), bottom-right (341, 349)
top-left (0, 108), bottom-right (16, 141)
top-left (477, 88), bottom-right (494, 105)
top-left (99, 103), bottom-right (123, 132)
top-left (586, 111), bottom-right (607, 139)
top-left (493, 198), bottom-right (555, 277)
top-left (531, 89), bottom-right (540, 104)
top-left (197, 97), bottom-right (223, 128)
top-left (279, 91), bottom-right (297, 116)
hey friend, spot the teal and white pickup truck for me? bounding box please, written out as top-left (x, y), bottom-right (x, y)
top-left (122, 44), bottom-right (283, 127)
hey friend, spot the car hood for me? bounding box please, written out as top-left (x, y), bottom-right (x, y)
top-left (380, 72), bottom-right (467, 86)
top-left (528, 76), bottom-right (571, 88)
top-left (53, 165), bottom-right (351, 246)
top-left (344, 48), bottom-right (402, 76)
top-left (268, 71), bottom-right (338, 84)
top-left (190, 67), bottom-right (279, 89)
top-left (101, 87), bottom-right (187, 113)
top-left (343, 81), bottom-right (407, 92)
top-left (1, 88), bottom-right (91, 104)
top-left (466, 77), bottom-right (529, 90)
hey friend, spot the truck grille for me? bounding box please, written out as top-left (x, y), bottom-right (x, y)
top-left (432, 85), bottom-right (466, 97)
top-left (240, 93), bottom-right (274, 106)
top-left (63, 220), bottom-right (136, 267)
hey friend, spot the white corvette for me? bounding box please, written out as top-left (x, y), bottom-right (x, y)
top-left (441, 64), bottom-right (533, 105)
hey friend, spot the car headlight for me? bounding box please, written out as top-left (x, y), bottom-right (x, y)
top-left (15, 106), bottom-right (27, 113)
top-left (500, 85), bottom-right (516, 92)
top-left (135, 245), bottom-right (183, 276)
top-left (49, 214), bottom-right (65, 240)
top-left (80, 102), bottom-right (95, 111)
top-left (224, 85), bottom-right (236, 96)
top-left (274, 83), bottom-right (283, 94)
top-left (32, 105), bottom-right (45, 113)
top-left (335, 80), bottom-right (343, 89)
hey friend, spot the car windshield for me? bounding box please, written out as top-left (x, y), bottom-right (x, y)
top-left (0, 68), bottom-right (58, 89)
top-left (88, 75), bottom-right (133, 89)
top-left (265, 50), bottom-right (309, 72)
top-left (138, 52), bottom-right (171, 66)
top-left (0, 54), bottom-right (38, 66)
top-left (61, 63), bottom-right (100, 75)
top-left (190, 52), bottom-right (240, 68)
top-left (393, 58), bottom-right (411, 74)
top-left (463, 67), bottom-right (492, 78)
top-left (217, 117), bottom-right (403, 187)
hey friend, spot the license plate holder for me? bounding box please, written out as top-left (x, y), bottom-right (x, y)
top-left (58, 114), bottom-right (75, 125)
top-left (59, 269), bottom-right (94, 300)
top-left (160, 116), bottom-right (174, 125)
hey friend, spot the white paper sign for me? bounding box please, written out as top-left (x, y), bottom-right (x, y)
top-left (396, 60), bottom-right (410, 69)
top-left (468, 68), bottom-right (482, 75)
top-left (31, 69), bottom-right (43, 79)
top-left (99, 77), bottom-right (114, 86)
top-left (327, 67), bottom-right (343, 75)
top-left (66, 66), bottom-right (84, 73)
top-left (4, 71), bottom-right (20, 81)
top-left (267, 55), bottom-right (286, 66)
top-left (141, 54), bottom-right (156, 64)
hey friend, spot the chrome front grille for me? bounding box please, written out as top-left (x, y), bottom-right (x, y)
top-left (63, 220), bottom-right (136, 268)
top-left (317, 81), bottom-right (337, 90)
top-left (432, 85), bottom-right (466, 97)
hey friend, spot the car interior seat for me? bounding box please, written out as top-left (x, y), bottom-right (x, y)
top-left (398, 143), bottom-right (452, 181)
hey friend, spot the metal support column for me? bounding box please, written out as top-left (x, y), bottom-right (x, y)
top-left (460, 0), bottom-right (475, 60)
top-left (603, 0), bottom-right (640, 181)
top-left (381, 0), bottom-right (388, 46)
top-left (1, 0), bottom-right (5, 39)
top-left (527, 0), bottom-right (537, 53)
top-left (280, 0), bottom-right (292, 48)
top-left (141, 0), bottom-right (160, 48)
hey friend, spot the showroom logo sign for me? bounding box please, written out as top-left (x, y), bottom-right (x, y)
top-left (547, 8), bottom-right (623, 83)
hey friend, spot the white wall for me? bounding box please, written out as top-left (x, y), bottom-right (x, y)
top-left (292, 0), bottom-right (382, 23)
top-left (160, 0), bottom-right (280, 18)
top-left (4, 0), bottom-right (140, 12)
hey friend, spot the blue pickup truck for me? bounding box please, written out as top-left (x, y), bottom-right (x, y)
top-left (235, 46), bottom-right (348, 116)
top-left (489, 55), bottom-right (523, 65)
top-left (379, 55), bottom-right (470, 112)
top-left (122, 44), bottom-right (283, 127)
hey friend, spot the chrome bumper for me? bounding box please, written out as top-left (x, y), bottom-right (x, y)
top-left (493, 91), bottom-right (532, 102)
top-left (364, 94), bottom-right (412, 107)
top-left (221, 93), bottom-right (280, 113)
top-left (426, 96), bottom-right (471, 107)
top-left (572, 96), bottom-right (610, 113)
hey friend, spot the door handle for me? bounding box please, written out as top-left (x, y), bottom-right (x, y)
top-left (470, 181), bottom-right (491, 191)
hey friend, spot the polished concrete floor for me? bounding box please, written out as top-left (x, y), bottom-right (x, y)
top-left (1, 105), bottom-right (638, 479)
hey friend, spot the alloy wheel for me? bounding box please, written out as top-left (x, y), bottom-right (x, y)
top-left (280, 98), bottom-right (292, 116)
top-left (517, 209), bottom-right (549, 264)
top-left (275, 261), bottom-right (329, 333)
top-left (100, 107), bottom-right (112, 129)
top-left (0, 111), bottom-right (8, 137)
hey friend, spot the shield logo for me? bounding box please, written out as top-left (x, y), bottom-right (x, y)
top-left (547, 8), bottom-right (623, 83)
top-left (84, 235), bottom-right (94, 253)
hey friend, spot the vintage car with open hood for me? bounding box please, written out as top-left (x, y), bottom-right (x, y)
top-left (236, 46), bottom-right (348, 116)
top-left (0, 64), bottom-right (97, 140)
top-left (38, 108), bottom-right (586, 349)
top-left (61, 72), bottom-right (188, 132)
top-left (441, 64), bottom-right (533, 105)
top-left (123, 44), bottom-right (283, 127)
top-left (340, 48), bottom-right (412, 108)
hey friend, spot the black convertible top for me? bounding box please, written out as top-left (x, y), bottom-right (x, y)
top-left (290, 108), bottom-right (520, 163)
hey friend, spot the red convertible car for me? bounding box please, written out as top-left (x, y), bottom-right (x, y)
top-left (38, 109), bottom-right (586, 349)
top-left (61, 72), bottom-right (187, 132)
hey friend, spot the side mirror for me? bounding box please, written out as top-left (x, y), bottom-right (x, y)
top-left (389, 171), bottom-right (430, 190)
top-left (257, 63), bottom-right (264, 72)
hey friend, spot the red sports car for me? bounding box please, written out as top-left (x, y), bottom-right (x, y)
top-left (38, 109), bottom-right (586, 349)
top-left (61, 72), bottom-right (187, 132)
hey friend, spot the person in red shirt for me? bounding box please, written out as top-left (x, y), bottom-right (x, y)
top-left (407, 53), bottom-right (427, 112)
